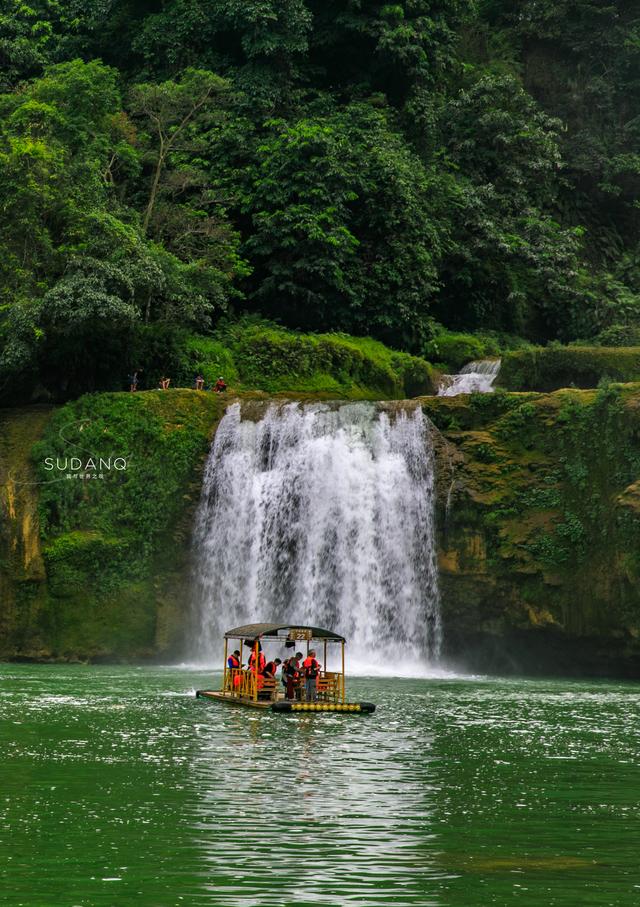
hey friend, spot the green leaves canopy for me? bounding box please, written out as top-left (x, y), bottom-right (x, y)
top-left (3, 0), bottom-right (640, 402)
top-left (243, 103), bottom-right (443, 346)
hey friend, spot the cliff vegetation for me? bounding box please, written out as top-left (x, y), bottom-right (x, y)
top-left (423, 384), bottom-right (640, 675)
top-left (1, 391), bottom-right (224, 660)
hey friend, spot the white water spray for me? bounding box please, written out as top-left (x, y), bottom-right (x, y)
top-left (438, 359), bottom-right (501, 396)
top-left (191, 402), bottom-right (442, 674)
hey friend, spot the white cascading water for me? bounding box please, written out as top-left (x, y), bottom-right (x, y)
top-left (438, 359), bottom-right (501, 396)
top-left (191, 401), bottom-right (442, 675)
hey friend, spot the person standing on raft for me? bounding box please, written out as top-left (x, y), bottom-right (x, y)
top-left (283, 656), bottom-right (300, 700)
top-left (293, 652), bottom-right (304, 700)
top-left (302, 650), bottom-right (321, 702)
top-left (248, 646), bottom-right (266, 674)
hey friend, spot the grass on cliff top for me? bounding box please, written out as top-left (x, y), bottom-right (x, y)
top-left (136, 319), bottom-right (438, 400)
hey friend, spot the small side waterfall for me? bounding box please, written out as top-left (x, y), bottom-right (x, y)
top-left (438, 359), bottom-right (501, 396)
top-left (191, 401), bottom-right (442, 674)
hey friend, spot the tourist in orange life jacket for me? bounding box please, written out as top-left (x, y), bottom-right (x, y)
top-left (303, 650), bottom-right (321, 702)
top-left (293, 652), bottom-right (304, 699)
top-left (226, 650), bottom-right (241, 689)
top-left (283, 655), bottom-right (299, 700)
top-left (263, 658), bottom-right (281, 678)
top-left (248, 647), bottom-right (266, 674)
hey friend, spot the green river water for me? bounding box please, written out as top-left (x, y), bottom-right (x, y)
top-left (1, 665), bottom-right (639, 907)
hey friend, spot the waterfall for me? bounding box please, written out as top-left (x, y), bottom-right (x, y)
top-left (438, 359), bottom-right (501, 396)
top-left (191, 401), bottom-right (442, 674)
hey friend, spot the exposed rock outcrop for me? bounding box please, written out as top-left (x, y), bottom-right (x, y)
top-left (423, 386), bottom-right (640, 675)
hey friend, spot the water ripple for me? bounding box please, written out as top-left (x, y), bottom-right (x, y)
top-left (1, 667), bottom-right (640, 906)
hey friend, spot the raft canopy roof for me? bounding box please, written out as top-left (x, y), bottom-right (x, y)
top-left (224, 622), bottom-right (345, 642)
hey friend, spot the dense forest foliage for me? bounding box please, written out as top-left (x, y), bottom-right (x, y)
top-left (1, 0), bottom-right (639, 402)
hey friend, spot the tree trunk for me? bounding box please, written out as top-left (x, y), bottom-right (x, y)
top-left (143, 138), bottom-right (165, 235)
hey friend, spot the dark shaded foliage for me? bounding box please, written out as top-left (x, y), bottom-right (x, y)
top-left (1, 0), bottom-right (639, 401)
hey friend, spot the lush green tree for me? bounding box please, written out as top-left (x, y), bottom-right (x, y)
top-left (129, 69), bottom-right (230, 232)
top-left (435, 73), bottom-right (590, 338)
top-left (0, 0), bottom-right (157, 82)
top-left (0, 60), bottom-right (127, 304)
top-left (0, 60), bottom-right (247, 399)
top-left (476, 0), bottom-right (640, 331)
top-left (307, 0), bottom-right (472, 101)
top-left (128, 68), bottom-right (249, 322)
top-left (0, 0), bottom-right (82, 86)
top-left (243, 102), bottom-right (446, 347)
top-left (3, 0), bottom-right (640, 403)
top-left (0, 57), bottom-right (143, 396)
top-left (133, 0), bottom-right (312, 91)
top-left (133, 0), bottom-right (471, 110)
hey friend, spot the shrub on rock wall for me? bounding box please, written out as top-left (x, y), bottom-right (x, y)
top-left (499, 347), bottom-right (640, 392)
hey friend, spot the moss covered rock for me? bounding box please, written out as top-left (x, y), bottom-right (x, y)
top-left (423, 384), bottom-right (640, 675)
top-left (424, 332), bottom-right (489, 372)
top-left (1, 390), bottom-right (227, 661)
top-left (0, 407), bottom-right (53, 658)
top-left (216, 323), bottom-right (438, 398)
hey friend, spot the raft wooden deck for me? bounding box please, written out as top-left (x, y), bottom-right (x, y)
top-left (196, 690), bottom-right (375, 713)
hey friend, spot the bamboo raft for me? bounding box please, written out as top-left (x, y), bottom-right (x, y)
top-left (195, 622), bottom-right (376, 715)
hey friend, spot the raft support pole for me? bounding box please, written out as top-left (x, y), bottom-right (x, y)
top-left (253, 640), bottom-right (259, 702)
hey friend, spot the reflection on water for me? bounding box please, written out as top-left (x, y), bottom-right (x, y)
top-left (1, 666), bottom-right (640, 906)
top-left (193, 692), bottom-right (441, 906)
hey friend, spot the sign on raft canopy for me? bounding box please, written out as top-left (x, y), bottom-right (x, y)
top-left (224, 623), bottom-right (345, 642)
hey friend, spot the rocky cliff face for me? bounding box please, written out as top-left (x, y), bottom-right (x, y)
top-left (423, 386), bottom-right (640, 676)
top-left (0, 408), bottom-right (53, 656)
top-left (0, 392), bottom-right (226, 662)
top-left (3, 387), bottom-right (640, 675)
